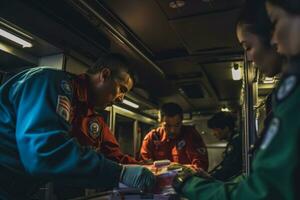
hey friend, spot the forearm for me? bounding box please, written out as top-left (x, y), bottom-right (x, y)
top-left (181, 176), bottom-right (235, 200)
top-left (18, 135), bottom-right (123, 188)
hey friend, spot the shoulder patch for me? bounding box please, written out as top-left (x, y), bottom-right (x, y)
top-left (260, 118), bottom-right (280, 150)
top-left (56, 95), bottom-right (71, 122)
top-left (276, 75), bottom-right (298, 102)
top-left (177, 139), bottom-right (186, 150)
top-left (197, 147), bottom-right (207, 155)
top-left (227, 144), bottom-right (234, 153)
top-left (232, 134), bottom-right (239, 140)
top-left (61, 80), bottom-right (72, 95)
top-left (88, 118), bottom-right (103, 139)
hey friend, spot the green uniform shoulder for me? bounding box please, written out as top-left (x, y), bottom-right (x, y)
top-left (273, 74), bottom-right (300, 108)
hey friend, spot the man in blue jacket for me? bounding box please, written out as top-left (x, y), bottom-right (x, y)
top-left (0, 53), bottom-right (155, 200)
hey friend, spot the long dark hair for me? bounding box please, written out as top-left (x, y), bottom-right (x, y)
top-left (267, 0), bottom-right (300, 14)
top-left (236, 0), bottom-right (272, 47)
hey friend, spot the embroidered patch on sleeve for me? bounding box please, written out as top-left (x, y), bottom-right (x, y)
top-left (260, 118), bottom-right (280, 150)
top-left (61, 80), bottom-right (72, 95)
top-left (197, 147), bottom-right (207, 155)
top-left (88, 118), bottom-right (103, 139)
top-left (276, 75), bottom-right (297, 101)
top-left (177, 140), bottom-right (186, 150)
top-left (56, 95), bottom-right (71, 122)
top-left (226, 145), bottom-right (234, 153)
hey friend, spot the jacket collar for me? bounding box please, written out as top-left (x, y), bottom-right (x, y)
top-left (73, 74), bottom-right (94, 109)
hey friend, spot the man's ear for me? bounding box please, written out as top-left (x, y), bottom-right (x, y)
top-left (100, 68), bottom-right (111, 81)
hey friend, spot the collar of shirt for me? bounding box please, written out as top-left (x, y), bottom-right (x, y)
top-left (72, 74), bottom-right (94, 116)
top-left (73, 74), bottom-right (89, 103)
top-left (157, 126), bottom-right (185, 142)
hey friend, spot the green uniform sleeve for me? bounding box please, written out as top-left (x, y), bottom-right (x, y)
top-left (180, 76), bottom-right (300, 200)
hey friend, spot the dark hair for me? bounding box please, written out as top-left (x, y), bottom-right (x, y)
top-left (267, 0), bottom-right (300, 14)
top-left (87, 53), bottom-right (134, 82)
top-left (160, 103), bottom-right (183, 120)
top-left (236, 0), bottom-right (272, 47)
top-left (207, 112), bottom-right (236, 130)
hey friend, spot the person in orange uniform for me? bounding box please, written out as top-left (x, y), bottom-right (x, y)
top-left (70, 73), bottom-right (137, 164)
top-left (140, 103), bottom-right (209, 171)
top-left (73, 113), bottom-right (138, 164)
top-left (53, 54), bottom-right (142, 199)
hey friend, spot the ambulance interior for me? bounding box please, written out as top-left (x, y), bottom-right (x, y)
top-left (0, 0), bottom-right (278, 199)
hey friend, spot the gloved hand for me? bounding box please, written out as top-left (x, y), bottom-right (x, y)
top-left (171, 163), bottom-right (213, 193)
top-left (168, 163), bottom-right (212, 179)
top-left (168, 163), bottom-right (195, 172)
top-left (120, 165), bottom-right (156, 192)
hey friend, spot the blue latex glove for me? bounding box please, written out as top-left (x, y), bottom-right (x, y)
top-left (120, 165), bottom-right (156, 191)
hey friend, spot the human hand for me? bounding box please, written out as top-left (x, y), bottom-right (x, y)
top-left (120, 165), bottom-right (156, 192)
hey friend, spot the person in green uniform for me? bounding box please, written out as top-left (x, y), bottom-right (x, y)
top-left (236, 0), bottom-right (284, 154)
top-left (171, 0), bottom-right (300, 199)
top-left (207, 112), bottom-right (242, 181)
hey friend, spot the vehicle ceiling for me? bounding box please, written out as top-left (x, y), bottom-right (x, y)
top-left (0, 0), bottom-right (247, 113)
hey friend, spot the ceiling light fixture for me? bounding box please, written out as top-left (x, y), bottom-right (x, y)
top-left (221, 107), bottom-right (230, 112)
top-left (169, 0), bottom-right (185, 9)
top-left (178, 88), bottom-right (185, 94)
top-left (0, 28), bottom-right (32, 48)
top-left (263, 77), bottom-right (275, 84)
top-left (122, 99), bottom-right (139, 109)
top-left (231, 64), bottom-right (241, 81)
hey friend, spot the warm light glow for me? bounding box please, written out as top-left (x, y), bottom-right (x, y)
top-left (122, 99), bottom-right (139, 109)
top-left (0, 28), bottom-right (32, 48)
top-left (169, 0), bottom-right (185, 9)
top-left (231, 66), bottom-right (241, 80)
top-left (263, 77), bottom-right (275, 84)
top-left (221, 107), bottom-right (230, 112)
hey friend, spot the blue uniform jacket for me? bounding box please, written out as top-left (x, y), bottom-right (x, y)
top-left (0, 67), bottom-right (122, 200)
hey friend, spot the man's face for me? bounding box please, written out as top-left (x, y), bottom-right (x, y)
top-left (211, 127), bottom-right (229, 141)
top-left (161, 115), bottom-right (182, 139)
top-left (91, 69), bottom-right (133, 109)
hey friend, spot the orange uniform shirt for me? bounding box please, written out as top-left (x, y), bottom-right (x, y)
top-left (140, 126), bottom-right (209, 170)
top-left (70, 74), bottom-right (138, 164)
